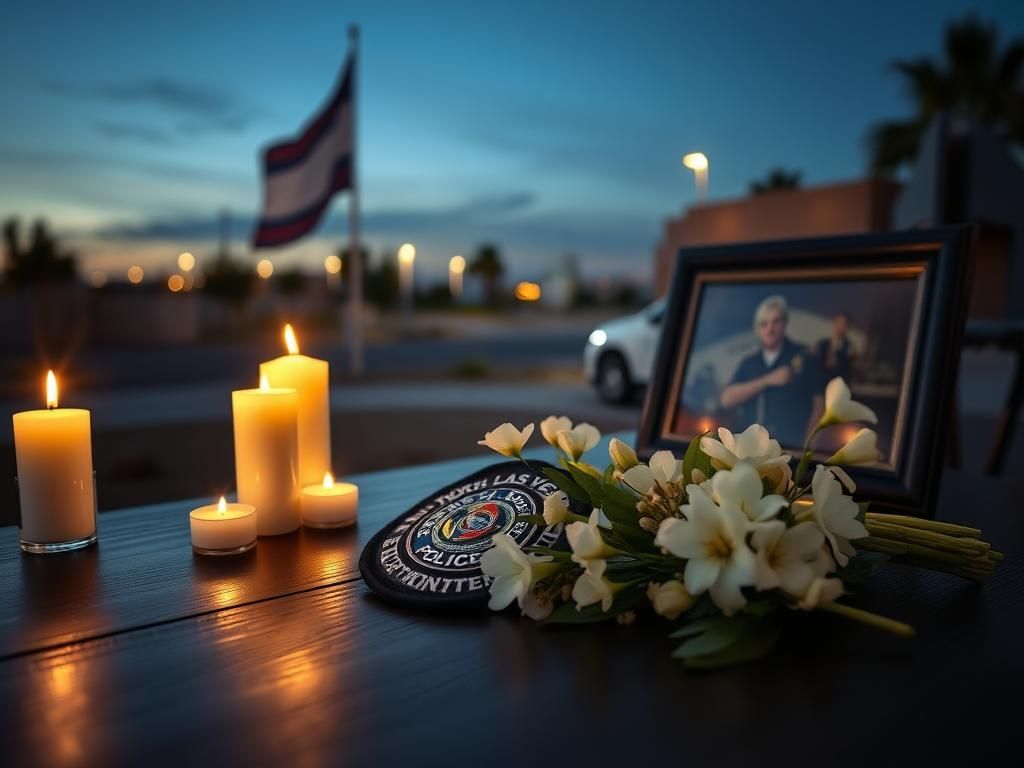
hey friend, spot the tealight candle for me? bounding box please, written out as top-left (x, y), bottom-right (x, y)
top-left (301, 472), bottom-right (358, 529)
top-left (12, 371), bottom-right (98, 554)
top-left (260, 324), bottom-right (331, 488)
top-left (190, 496), bottom-right (257, 556)
top-left (232, 375), bottom-right (300, 536)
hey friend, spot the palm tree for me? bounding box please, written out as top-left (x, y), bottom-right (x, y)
top-left (2, 218), bottom-right (77, 287)
top-left (750, 168), bottom-right (802, 195)
top-left (468, 244), bottom-right (505, 304)
top-left (869, 16), bottom-right (1024, 174)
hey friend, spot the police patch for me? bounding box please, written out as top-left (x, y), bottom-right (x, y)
top-left (360, 460), bottom-right (585, 610)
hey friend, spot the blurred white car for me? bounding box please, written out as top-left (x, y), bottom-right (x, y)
top-left (584, 299), bottom-right (666, 403)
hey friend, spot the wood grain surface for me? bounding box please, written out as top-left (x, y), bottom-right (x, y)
top-left (1, 435), bottom-right (1022, 767)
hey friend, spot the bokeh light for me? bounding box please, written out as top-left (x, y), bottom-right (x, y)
top-left (177, 252), bottom-right (195, 272)
top-left (324, 254), bottom-right (342, 274)
top-left (167, 274), bottom-right (185, 292)
top-left (256, 259), bottom-right (274, 279)
top-left (127, 265), bottom-right (144, 284)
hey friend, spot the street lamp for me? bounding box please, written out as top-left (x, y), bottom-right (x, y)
top-left (397, 243), bottom-right (416, 327)
top-left (448, 255), bottom-right (465, 300)
top-left (324, 254), bottom-right (342, 292)
top-left (682, 152), bottom-right (709, 201)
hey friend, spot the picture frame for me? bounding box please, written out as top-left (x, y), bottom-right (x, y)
top-left (636, 226), bottom-right (975, 514)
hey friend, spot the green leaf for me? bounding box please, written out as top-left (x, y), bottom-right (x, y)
top-left (856, 501), bottom-right (870, 524)
top-left (544, 584), bottom-right (646, 625)
top-left (566, 463), bottom-right (605, 508)
top-left (517, 514), bottom-right (550, 526)
top-left (524, 546), bottom-right (574, 560)
top-left (669, 616), bottom-right (726, 639)
top-left (682, 620), bottom-right (780, 669)
top-left (681, 431), bottom-right (714, 485)
top-left (672, 616), bottom-right (751, 657)
top-left (541, 467), bottom-right (589, 505)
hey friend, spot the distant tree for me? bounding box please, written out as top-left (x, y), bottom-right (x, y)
top-left (468, 244), bottom-right (505, 304)
top-left (364, 251), bottom-right (399, 309)
top-left (203, 252), bottom-right (255, 306)
top-left (2, 218), bottom-right (77, 288)
top-left (750, 168), bottom-right (802, 195)
top-left (275, 267), bottom-right (307, 296)
top-left (868, 15), bottom-right (1024, 174)
top-left (338, 245), bottom-right (370, 285)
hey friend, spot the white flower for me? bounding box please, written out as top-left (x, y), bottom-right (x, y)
top-left (542, 491), bottom-right (570, 526)
top-left (571, 559), bottom-right (620, 611)
top-left (751, 521), bottom-right (824, 594)
top-left (810, 465), bottom-right (869, 567)
top-left (608, 437), bottom-right (639, 472)
top-left (620, 450), bottom-right (681, 495)
top-left (794, 577), bottom-right (844, 610)
top-left (700, 424), bottom-right (793, 493)
top-left (647, 579), bottom-right (695, 620)
top-left (555, 423), bottom-right (601, 461)
top-left (519, 590), bottom-right (554, 620)
top-left (480, 533), bottom-right (558, 612)
top-left (565, 508), bottom-right (616, 565)
top-left (825, 427), bottom-right (879, 466)
top-left (708, 460), bottom-right (789, 523)
top-left (478, 422), bottom-right (534, 458)
top-left (655, 486), bottom-right (756, 616)
top-left (819, 377), bottom-right (877, 427)
top-left (539, 415), bottom-right (573, 447)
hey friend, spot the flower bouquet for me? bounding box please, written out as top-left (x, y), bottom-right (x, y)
top-left (476, 378), bottom-right (1003, 668)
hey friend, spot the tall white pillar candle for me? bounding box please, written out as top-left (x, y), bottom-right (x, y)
top-left (260, 324), bottom-right (331, 488)
top-left (232, 376), bottom-right (300, 536)
top-left (13, 371), bottom-right (97, 553)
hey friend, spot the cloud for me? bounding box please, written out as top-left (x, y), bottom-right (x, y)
top-left (94, 121), bottom-right (173, 145)
top-left (46, 77), bottom-right (255, 135)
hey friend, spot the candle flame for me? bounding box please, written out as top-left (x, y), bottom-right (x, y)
top-left (218, 496), bottom-right (227, 513)
top-left (283, 323), bottom-right (300, 355)
top-left (46, 370), bottom-right (58, 409)
top-left (259, 374), bottom-right (270, 391)
top-left (323, 472), bottom-right (335, 489)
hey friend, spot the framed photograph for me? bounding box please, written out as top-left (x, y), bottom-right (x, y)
top-left (636, 227), bottom-right (974, 514)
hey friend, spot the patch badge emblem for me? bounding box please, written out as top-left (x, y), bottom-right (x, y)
top-left (360, 460), bottom-right (585, 610)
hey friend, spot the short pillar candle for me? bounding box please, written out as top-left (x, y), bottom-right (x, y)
top-left (232, 375), bottom-right (300, 536)
top-left (301, 472), bottom-right (358, 529)
top-left (13, 371), bottom-right (98, 554)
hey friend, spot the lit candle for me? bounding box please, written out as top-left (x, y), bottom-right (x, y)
top-left (190, 496), bottom-right (257, 556)
top-left (301, 472), bottom-right (358, 529)
top-left (12, 371), bottom-right (97, 553)
top-left (232, 375), bottom-right (300, 535)
top-left (260, 324), bottom-right (331, 488)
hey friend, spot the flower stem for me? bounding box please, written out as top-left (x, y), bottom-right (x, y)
top-left (818, 601), bottom-right (916, 638)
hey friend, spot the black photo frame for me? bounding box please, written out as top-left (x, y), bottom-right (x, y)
top-left (636, 227), bottom-right (974, 514)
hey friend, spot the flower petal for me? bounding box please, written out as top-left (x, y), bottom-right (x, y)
top-left (684, 557), bottom-right (720, 595)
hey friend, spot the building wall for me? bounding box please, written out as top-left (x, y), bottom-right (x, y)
top-left (653, 179), bottom-right (903, 294)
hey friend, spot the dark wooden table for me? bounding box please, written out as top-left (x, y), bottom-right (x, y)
top-left (1, 435), bottom-right (1021, 767)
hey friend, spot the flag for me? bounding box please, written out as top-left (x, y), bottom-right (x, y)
top-left (252, 56), bottom-right (354, 248)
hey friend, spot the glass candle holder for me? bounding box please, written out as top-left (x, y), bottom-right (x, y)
top-left (16, 470), bottom-right (99, 554)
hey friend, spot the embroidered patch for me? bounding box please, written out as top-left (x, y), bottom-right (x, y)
top-left (360, 460), bottom-right (584, 610)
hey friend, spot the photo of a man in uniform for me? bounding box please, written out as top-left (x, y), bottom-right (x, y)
top-left (719, 295), bottom-right (820, 447)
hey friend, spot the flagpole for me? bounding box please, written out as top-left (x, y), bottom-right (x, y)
top-left (347, 23), bottom-right (364, 376)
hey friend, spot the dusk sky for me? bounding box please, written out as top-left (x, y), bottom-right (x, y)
top-left (1, 0), bottom-right (1022, 283)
